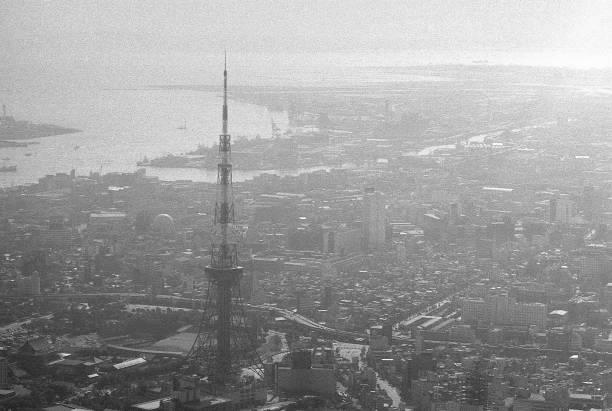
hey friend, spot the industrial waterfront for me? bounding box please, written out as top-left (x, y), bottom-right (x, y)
top-left (0, 87), bottom-right (286, 187)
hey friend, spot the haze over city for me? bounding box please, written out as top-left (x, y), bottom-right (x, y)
top-left (3, 1), bottom-right (612, 410)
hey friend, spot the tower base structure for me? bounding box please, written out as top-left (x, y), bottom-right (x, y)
top-left (187, 265), bottom-right (263, 384)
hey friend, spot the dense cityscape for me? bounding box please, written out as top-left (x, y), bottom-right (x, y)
top-left (1, 61), bottom-right (612, 410)
top-left (6, 2), bottom-right (612, 410)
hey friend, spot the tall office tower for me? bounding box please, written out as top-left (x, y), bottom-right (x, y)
top-left (17, 271), bottom-right (41, 296)
top-left (362, 188), bottom-right (386, 251)
top-left (31, 271), bottom-right (40, 295)
top-left (581, 245), bottom-right (612, 289)
top-left (187, 57), bottom-right (262, 383)
top-left (548, 198), bottom-right (557, 223)
top-left (0, 357), bottom-right (7, 387)
top-left (550, 194), bottom-right (576, 224)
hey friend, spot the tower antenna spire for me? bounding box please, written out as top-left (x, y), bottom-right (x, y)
top-left (223, 50), bottom-right (228, 136)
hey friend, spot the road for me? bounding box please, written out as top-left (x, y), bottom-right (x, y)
top-left (18, 290), bottom-right (463, 344)
top-left (0, 313), bottom-right (53, 335)
top-left (334, 342), bottom-right (401, 408)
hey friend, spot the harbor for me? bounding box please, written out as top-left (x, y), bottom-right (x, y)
top-left (0, 87), bottom-right (286, 187)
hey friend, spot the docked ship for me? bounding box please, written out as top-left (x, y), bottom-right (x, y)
top-left (136, 156), bottom-right (150, 166)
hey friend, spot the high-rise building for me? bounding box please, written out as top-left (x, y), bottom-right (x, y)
top-left (511, 301), bottom-right (547, 329)
top-left (550, 194), bottom-right (576, 224)
top-left (549, 198), bottom-right (557, 223)
top-left (580, 244), bottom-right (612, 289)
top-left (322, 226), bottom-right (361, 255)
top-left (461, 295), bottom-right (546, 329)
top-left (321, 286), bottom-right (334, 308)
top-left (17, 271), bottom-right (40, 296)
top-left (275, 349), bottom-right (336, 396)
top-left (605, 283), bottom-right (612, 312)
top-left (369, 325), bottom-right (390, 350)
top-left (449, 202), bottom-right (460, 225)
top-left (461, 298), bottom-right (484, 323)
top-left (362, 188), bottom-right (386, 251)
top-left (0, 357), bottom-right (7, 387)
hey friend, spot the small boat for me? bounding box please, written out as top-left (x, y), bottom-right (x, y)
top-left (2, 157), bottom-right (9, 161)
top-left (0, 165), bottom-right (16, 172)
top-left (74, 145), bottom-right (80, 150)
top-left (24, 153), bottom-right (32, 156)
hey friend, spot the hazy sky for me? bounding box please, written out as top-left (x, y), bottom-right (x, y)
top-left (3, 1), bottom-right (612, 88)
top-left (4, 0), bottom-right (612, 53)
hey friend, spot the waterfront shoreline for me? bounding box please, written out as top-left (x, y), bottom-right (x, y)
top-left (0, 88), bottom-right (285, 188)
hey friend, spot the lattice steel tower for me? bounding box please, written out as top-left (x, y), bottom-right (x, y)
top-left (188, 56), bottom-right (261, 383)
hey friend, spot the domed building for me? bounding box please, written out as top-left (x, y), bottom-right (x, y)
top-left (151, 213), bottom-right (176, 235)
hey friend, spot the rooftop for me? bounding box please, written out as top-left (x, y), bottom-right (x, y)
top-left (113, 357), bottom-right (146, 370)
top-left (131, 397), bottom-right (172, 410)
